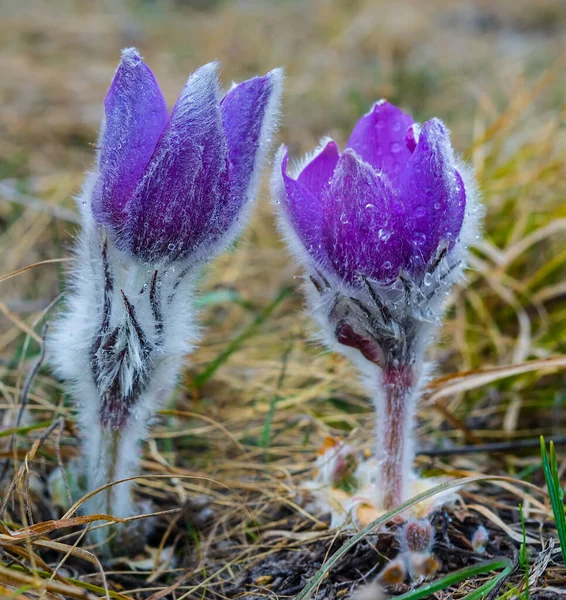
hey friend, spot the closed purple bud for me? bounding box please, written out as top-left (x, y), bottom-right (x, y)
top-left (92, 49), bottom-right (283, 264)
top-left (49, 49), bottom-right (283, 540)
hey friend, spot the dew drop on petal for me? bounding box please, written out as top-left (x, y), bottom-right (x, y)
top-left (365, 203), bottom-right (375, 210)
top-left (423, 272), bottom-right (432, 286)
top-left (413, 231), bottom-right (426, 246)
top-left (167, 243), bottom-right (175, 251)
top-left (390, 141), bottom-right (402, 154)
top-left (434, 202), bottom-right (440, 210)
top-left (383, 260), bottom-right (392, 270)
top-left (378, 228), bottom-right (391, 241)
top-left (340, 212), bottom-right (349, 224)
top-left (415, 205), bottom-right (426, 218)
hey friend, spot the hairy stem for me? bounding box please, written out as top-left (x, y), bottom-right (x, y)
top-left (84, 426), bottom-right (136, 526)
top-left (377, 363), bottom-right (416, 510)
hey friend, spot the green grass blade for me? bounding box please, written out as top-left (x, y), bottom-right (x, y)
top-left (193, 286), bottom-right (292, 387)
top-left (393, 557), bottom-right (513, 600)
top-left (461, 562), bottom-right (514, 600)
top-left (294, 474), bottom-right (518, 600)
top-left (0, 420), bottom-right (54, 438)
top-left (540, 436), bottom-right (566, 565)
top-left (194, 288), bottom-right (254, 310)
top-left (519, 503), bottom-right (530, 598)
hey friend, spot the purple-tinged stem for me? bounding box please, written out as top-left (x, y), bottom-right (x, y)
top-left (378, 363), bottom-right (416, 510)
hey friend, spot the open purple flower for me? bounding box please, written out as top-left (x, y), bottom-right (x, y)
top-left (277, 101), bottom-right (467, 286)
top-left (92, 48), bottom-right (281, 263)
top-left (273, 101), bottom-right (481, 511)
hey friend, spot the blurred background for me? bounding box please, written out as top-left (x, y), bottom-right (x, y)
top-left (0, 1), bottom-right (565, 595)
top-left (0, 0), bottom-right (565, 504)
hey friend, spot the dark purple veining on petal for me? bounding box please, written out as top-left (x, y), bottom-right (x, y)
top-left (92, 49), bottom-right (169, 230)
top-left (346, 101), bottom-right (414, 188)
top-left (321, 150), bottom-right (406, 285)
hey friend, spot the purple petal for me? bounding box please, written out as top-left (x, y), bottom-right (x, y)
top-left (397, 118), bottom-right (466, 272)
top-left (405, 124), bottom-right (420, 153)
top-left (123, 62), bottom-right (230, 262)
top-left (280, 150), bottom-right (327, 266)
top-left (297, 140), bottom-right (340, 198)
top-left (92, 48), bottom-right (169, 229)
top-left (346, 101), bottom-right (414, 188)
top-left (321, 150), bottom-right (406, 285)
top-left (220, 69), bottom-right (282, 231)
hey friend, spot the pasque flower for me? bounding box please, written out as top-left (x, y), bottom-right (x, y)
top-left (272, 101), bottom-right (481, 511)
top-left (49, 48), bottom-right (282, 539)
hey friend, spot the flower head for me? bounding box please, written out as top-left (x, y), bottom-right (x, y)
top-left (92, 48), bottom-right (282, 263)
top-left (272, 100), bottom-right (481, 513)
top-left (49, 49), bottom-right (283, 541)
top-left (275, 101), bottom-right (472, 288)
top-left (273, 100), bottom-right (480, 376)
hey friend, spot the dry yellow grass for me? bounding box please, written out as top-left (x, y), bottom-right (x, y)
top-left (1, 0), bottom-right (565, 598)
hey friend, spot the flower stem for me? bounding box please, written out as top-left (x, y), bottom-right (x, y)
top-left (84, 426), bottom-right (136, 527)
top-left (378, 363), bottom-right (416, 510)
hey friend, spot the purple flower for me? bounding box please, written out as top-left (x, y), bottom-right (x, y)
top-left (92, 48), bottom-right (282, 263)
top-left (276, 101), bottom-right (466, 287)
top-left (272, 101), bottom-right (480, 512)
top-left (48, 49), bottom-right (283, 539)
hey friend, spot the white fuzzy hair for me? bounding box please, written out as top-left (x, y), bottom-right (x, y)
top-left (48, 62), bottom-right (284, 540)
top-left (271, 139), bottom-right (483, 503)
top-left (49, 178), bottom-right (198, 524)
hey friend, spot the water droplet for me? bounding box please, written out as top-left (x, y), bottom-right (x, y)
top-left (340, 213), bottom-right (349, 224)
top-left (392, 121), bottom-right (401, 132)
top-left (365, 203), bottom-right (375, 210)
top-left (390, 142), bottom-right (402, 154)
top-left (423, 272), bottom-right (432, 286)
top-left (434, 202), bottom-right (440, 210)
top-left (167, 243), bottom-right (175, 251)
top-left (383, 261), bottom-right (392, 270)
top-left (378, 228), bottom-right (391, 241)
top-left (375, 119), bottom-right (386, 130)
top-left (413, 231), bottom-right (426, 246)
top-left (415, 205), bottom-right (426, 218)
